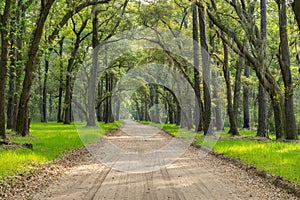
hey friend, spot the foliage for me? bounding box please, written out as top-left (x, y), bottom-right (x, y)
top-left (161, 124), bottom-right (300, 185)
top-left (0, 122), bottom-right (118, 178)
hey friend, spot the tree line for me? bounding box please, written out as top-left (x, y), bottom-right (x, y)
top-left (0, 0), bottom-right (299, 141)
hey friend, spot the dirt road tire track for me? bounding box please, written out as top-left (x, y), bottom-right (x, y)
top-left (32, 121), bottom-right (298, 200)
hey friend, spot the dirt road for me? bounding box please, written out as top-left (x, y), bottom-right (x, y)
top-left (33, 121), bottom-right (298, 200)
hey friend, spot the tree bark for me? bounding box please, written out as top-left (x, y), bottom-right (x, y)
top-left (168, 97), bottom-right (174, 124)
top-left (97, 81), bottom-right (103, 121)
top-left (278, 0), bottom-right (298, 140)
top-left (207, 0), bottom-right (285, 138)
top-left (192, 4), bottom-right (203, 132)
top-left (243, 62), bottom-right (250, 129)
top-left (198, 2), bottom-right (212, 135)
top-left (15, 0), bottom-right (106, 134)
top-left (0, 0), bottom-right (12, 139)
top-left (7, 38), bottom-right (16, 129)
top-left (212, 69), bottom-right (223, 130)
top-left (41, 54), bottom-right (49, 122)
top-left (104, 74), bottom-right (112, 123)
top-left (154, 88), bottom-right (159, 123)
top-left (87, 5), bottom-right (99, 127)
top-left (63, 19), bottom-right (88, 124)
top-left (135, 101), bottom-right (141, 120)
top-left (233, 58), bottom-right (242, 127)
top-left (64, 73), bottom-right (72, 124)
top-left (209, 20), bottom-right (223, 131)
top-left (12, 0), bottom-right (26, 130)
top-left (293, 0), bottom-right (300, 30)
top-left (16, 0), bottom-right (55, 136)
top-left (222, 39), bottom-right (239, 136)
top-left (57, 37), bottom-right (64, 122)
top-left (270, 94), bottom-right (285, 139)
top-left (257, 83), bottom-right (268, 137)
top-left (115, 99), bottom-right (120, 121)
top-left (257, 0), bottom-right (268, 137)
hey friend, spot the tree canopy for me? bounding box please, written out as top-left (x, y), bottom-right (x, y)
top-left (0, 0), bottom-right (299, 140)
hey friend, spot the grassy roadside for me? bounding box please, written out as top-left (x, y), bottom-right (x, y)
top-left (140, 121), bottom-right (300, 185)
top-left (0, 121), bottom-right (119, 178)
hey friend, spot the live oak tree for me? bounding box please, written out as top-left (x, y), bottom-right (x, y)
top-left (56, 37), bottom-right (65, 123)
top-left (16, 0), bottom-right (56, 136)
top-left (1, 0), bottom-right (299, 139)
top-left (206, 0), bottom-right (298, 139)
top-left (222, 38), bottom-right (239, 136)
top-left (6, 0), bottom-right (32, 130)
top-left (232, 58), bottom-right (242, 132)
top-left (204, 0), bottom-right (239, 135)
top-left (0, 0), bottom-right (13, 139)
top-left (198, 1), bottom-right (213, 135)
top-left (63, 17), bottom-right (89, 125)
top-left (192, 3), bottom-right (203, 132)
top-left (86, 5), bottom-right (99, 127)
top-left (277, 0), bottom-right (298, 139)
top-left (14, 0), bottom-right (110, 135)
top-left (257, 0), bottom-right (268, 138)
top-left (243, 62), bottom-right (250, 129)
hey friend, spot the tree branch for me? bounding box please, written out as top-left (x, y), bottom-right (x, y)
top-left (48, 0), bottom-right (111, 44)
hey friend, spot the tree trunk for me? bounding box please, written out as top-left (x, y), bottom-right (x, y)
top-left (270, 93), bottom-right (284, 139)
top-left (135, 101), bottom-right (141, 120)
top-left (49, 93), bottom-right (53, 118)
top-left (109, 76), bottom-right (115, 122)
top-left (16, 0), bottom-right (55, 136)
top-left (278, 0), bottom-right (298, 140)
top-left (38, 67), bottom-right (43, 122)
top-left (41, 55), bottom-right (49, 122)
top-left (154, 88), bottom-right (159, 123)
top-left (207, 0), bottom-right (287, 139)
top-left (243, 62), bottom-right (250, 129)
top-left (104, 74), bottom-right (111, 123)
top-left (192, 4), bottom-right (203, 132)
top-left (257, 83), bottom-right (268, 137)
top-left (115, 99), bottom-right (120, 121)
top-left (176, 104), bottom-right (181, 126)
top-left (63, 19), bottom-right (88, 124)
top-left (57, 37), bottom-right (64, 122)
top-left (0, 0), bottom-right (12, 139)
top-left (168, 98), bottom-right (174, 124)
top-left (7, 41), bottom-right (16, 129)
top-left (198, 2), bottom-right (212, 135)
top-left (257, 0), bottom-right (268, 137)
top-left (222, 40), bottom-right (239, 136)
top-left (97, 81), bottom-right (103, 121)
top-left (7, 9), bottom-right (18, 130)
top-left (87, 5), bottom-right (99, 127)
top-left (145, 97), bottom-right (149, 121)
top-left (64, 74), bottom-right (72, 124)
top-left (233, 58), bottom-right (242, 126)
top-left (293, 0), bottom-right (300, 30)
top-left (12, 1), bottom-right (25, 130)
top-left (209, 20), bottom-right (223, 131)
top-left (212, 70), bottom-right (223, 131)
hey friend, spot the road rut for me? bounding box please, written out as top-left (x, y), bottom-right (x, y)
top-left (33, 121), bottom-right (298, 200)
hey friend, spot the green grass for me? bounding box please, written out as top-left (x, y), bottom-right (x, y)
top-left (209, 140), bottom-right (300, 184)
top-left (159, 123), bottom-right (300, 185)
top-left (0, 121), bottom-right (119, 178)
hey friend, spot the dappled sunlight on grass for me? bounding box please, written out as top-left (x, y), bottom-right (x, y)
top-left (0, 121), bottom-right (119, 178)
top-left (210, 140), bottom-right (300, 184)
top-left (157, 123), bottom-right (300, 185)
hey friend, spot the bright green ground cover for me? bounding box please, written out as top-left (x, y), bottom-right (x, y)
top-left (143, 122), bottom-right (300, 185)
top-left (0, 121), bottom-right (118, 178)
